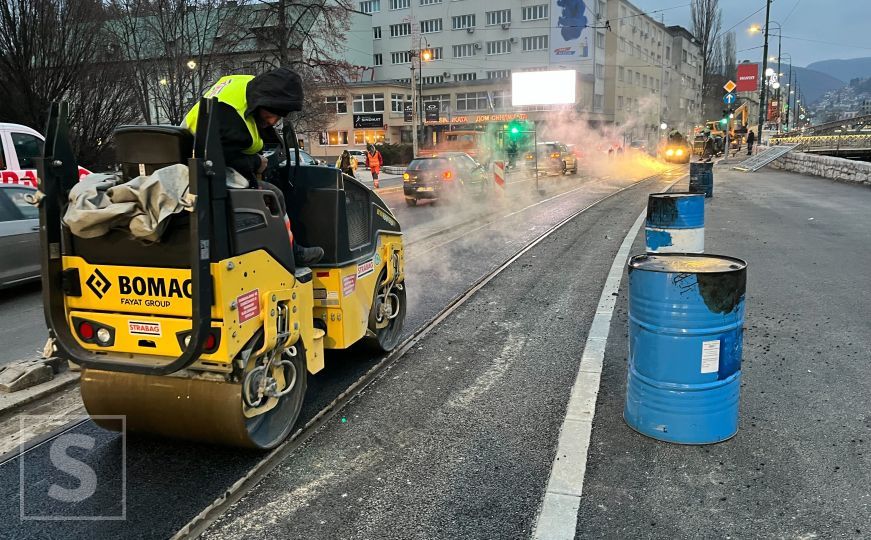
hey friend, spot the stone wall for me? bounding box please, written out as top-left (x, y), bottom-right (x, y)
top-left (770, 151), bottom-right (871, 186)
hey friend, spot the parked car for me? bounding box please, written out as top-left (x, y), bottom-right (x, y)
top-left (1, 123), bottom-right (90, 187)
top-left (0, 183), bottom-right (39, 288)
top-left (403, 152), bottom-right (490, 206)
top-left (524, 142), bottom-right (577, 175)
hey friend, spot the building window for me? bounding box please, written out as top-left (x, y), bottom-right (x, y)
top-left (491, 89), bottom-right (511, 109)
top-left (421, 75), bottom-right (445, 84)
top-left (353, 93), bottom-right (385, 113)
top-left (373, 26), bottom-right (382, 39)
top-left (389, 0), bottom-right (410, 10)
top-left (665, 46), bottom-right (671, 61)
top-left (485, 9), bottom-right (511, 26)
top-left (682, 49), bottom-right (688, 63)
top-left (521, 35), bottom-right (548, 51)
top-left (391, 93), bottom-right (411, 112)
top-left (420, 18), bottom-right (442, 33)
top-left (593, 93), bottom-right (603, 111)
top-left (456, 91), bottom-right (488, 111)
top-left (451, 14), bottom-right (475, 30)
top-left (597, 0), bottom-right (605, 17)
top-left (354, 130), bottom-right (386, 144)
top-left (596, 31), bottom-right (605, 49)
top-left (453, 72), bottom-right (477, 82)
top-left (626, 69), bottom-right (632, 84)
top-left (390, 23), bottom-right (411, 37)
top-left (391, 51), bottom-right (413, 64)
top-left (429, 47), bottom-right (444, 59)
top-left (420, 0), bottom-right (441, 4)
top-left (642, 74), bottom-right (648, 87)
top-left (373, 53), bottom-right (383, 66)
top-left (320, 130), bottom-right (349, 146)
top-left (452, 43), bottom-right (476, 58)
top-left (618, 66), bottom-right (624, 82)
top-left (423, 94), bottom-right (450, 112)
top-left (617, 96), bottom-right (624, 109)
top-left (487, 69), bottom-right (511, 79)
top-left (486, 40), bottom-right (511, 55)
top-left (634, 72), bottom-right (640, 85)
top-left (521, 4), bottom-right (548, 21)
top-left (596, 63), bottom-right (604, 79)
top-left (324, 95), bottom-right (347, 114)
top-left (360, 0), bottom-right (380, 13)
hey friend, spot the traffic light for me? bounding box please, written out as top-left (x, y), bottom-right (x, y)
top-left (506, 119), bottom-right (522, 140)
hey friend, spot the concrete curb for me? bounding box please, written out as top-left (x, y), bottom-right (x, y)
top-left (0, 371), bottom-right (79, 415)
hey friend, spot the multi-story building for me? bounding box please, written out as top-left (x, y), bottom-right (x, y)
top-left (309, 0), bottom-right (702, 158)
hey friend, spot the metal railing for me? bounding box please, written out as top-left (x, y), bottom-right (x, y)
top-left (769, 134), bottom-right (871, 153)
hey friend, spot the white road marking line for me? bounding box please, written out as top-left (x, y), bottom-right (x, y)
top-left (531, 208), bottom-right (647, 540)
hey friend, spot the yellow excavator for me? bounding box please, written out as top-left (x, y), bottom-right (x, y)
top-left (36, 100), bottom-right (406, 449)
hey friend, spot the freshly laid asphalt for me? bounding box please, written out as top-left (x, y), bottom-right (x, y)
top-left (0, 166), bottom-right (674, 538)
top-left (201, 173), bottom-right (680, 539)
top-left (576, 167), bottom-right (871, 538)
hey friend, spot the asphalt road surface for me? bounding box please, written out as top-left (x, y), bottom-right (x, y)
top-left (577, 167), bottom-right (871, 538)
top-left (0, 164), bottom-right (675, 538)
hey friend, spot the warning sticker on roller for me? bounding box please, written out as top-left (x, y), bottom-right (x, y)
top-left (237, 289), bottom-right (260, 324)
top-left (701, 340), bottom-right (720, 373)
top-left (342, 274), bottom-right (356, 296)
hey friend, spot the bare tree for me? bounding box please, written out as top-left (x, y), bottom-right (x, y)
top-left (691, 0), bottom-right (722, 115)
top-left (105, 0), bottom-right (250, 125)
top-left (250, 0), bottom-right (359, 134)
top-left (0, 0), bottom-right (138, 163)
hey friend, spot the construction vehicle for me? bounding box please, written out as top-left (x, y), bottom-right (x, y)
top-left (35, 100), bottom-right (406, 449)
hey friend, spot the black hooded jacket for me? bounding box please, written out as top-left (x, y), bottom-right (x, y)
top-left (213, 68), bottom-right (304, 181)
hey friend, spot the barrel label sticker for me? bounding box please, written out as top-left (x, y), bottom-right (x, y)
top-left (342, 274), bottom-right (357, 296)
top-left (128, 320), bottom-right (161, 336)
top-left (701, 340), bottom-right (721, 373)
top-left (237, 289), bottom-right (260, 324)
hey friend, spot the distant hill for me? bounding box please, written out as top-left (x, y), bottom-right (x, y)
top-left (806, 57), bottom-right (871, 83)
top-left (788, 67), bottom-right (845, 103)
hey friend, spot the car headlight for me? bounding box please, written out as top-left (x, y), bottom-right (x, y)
top-left (666, 149), bottom-right (674, 156)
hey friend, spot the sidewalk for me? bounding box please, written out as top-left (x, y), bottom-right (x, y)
top-left (576, 168), bottom-right (871, 538)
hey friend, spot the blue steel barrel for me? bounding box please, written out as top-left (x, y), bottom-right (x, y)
top-left (645, 192), bottom-right (705, 253)
top-left (689, 162), bottom-right (714, 198)
top-left (624, 253), bottom-right (747, 444)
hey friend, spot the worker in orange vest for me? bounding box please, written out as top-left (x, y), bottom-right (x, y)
top-left (365, 144), bottom-right (383, 188)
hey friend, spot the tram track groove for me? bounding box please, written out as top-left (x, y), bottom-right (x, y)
top-left (173, 167), bottom-right (683, 539)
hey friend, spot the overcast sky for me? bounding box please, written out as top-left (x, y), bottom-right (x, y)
top-left (627, 0), bottom-right (871, 68)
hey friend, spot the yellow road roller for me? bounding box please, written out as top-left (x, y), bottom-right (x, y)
top-left (35, 101), bottom-right (406, 449)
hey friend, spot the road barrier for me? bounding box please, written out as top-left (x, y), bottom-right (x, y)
top-left (645, 193), bottom-right (705, 253)
top-left (624, 253), bottom-right (747, 444)
top-left (689, 162), bottom-right (714, 197)
top-left (493, 160), bottom-right (505, 188)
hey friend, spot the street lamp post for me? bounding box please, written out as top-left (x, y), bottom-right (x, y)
top-left (409, 39), bottom-right (433, 158)
top-left (752, 0), bottom-right (772, 148)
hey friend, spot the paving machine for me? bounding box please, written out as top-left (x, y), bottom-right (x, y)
top-left (35, 100), bottom-right (406, 449)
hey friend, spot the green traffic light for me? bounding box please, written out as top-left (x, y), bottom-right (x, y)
top-left (510, 126), bottom-right (519, 134)
top-left (720, 118), bottom-right (728, 125)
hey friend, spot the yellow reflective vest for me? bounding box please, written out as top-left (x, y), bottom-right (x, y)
top-left (183, 75), bottom-right (264, 155)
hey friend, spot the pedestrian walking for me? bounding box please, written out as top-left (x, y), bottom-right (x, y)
top-left (336, 149), bottom-right (357, 177)
top-left (746, 130), bottom-right (756, 156)
top-left (365, 144), bottom-right (383, 188)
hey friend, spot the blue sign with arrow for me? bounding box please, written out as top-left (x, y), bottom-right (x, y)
top-left (723, 93), bottom-right (736, 105)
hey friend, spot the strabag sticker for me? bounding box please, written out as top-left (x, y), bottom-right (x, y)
top-left (701, 340), bottom-right (720, 373)
top-left (237, 289), bottom-right (260, 324)
top-left (343, 274), bottom-right (357, 296)
top-left (128, 320), bottom-right (161, 336)
top-left (357, 259), bottom-right (375, 279)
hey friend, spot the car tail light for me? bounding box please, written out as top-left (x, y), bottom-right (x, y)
top-left (443, 170), bottom-right (453, 180)
top-left (178, 330), bottom-right (220, 353)
top-left (78, 321), bottom-right (94, 340)
top-left (205, 333), bottom-right (217, 351)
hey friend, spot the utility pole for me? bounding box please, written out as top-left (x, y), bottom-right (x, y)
top-left (411, 64), bottom-right (418, 157)
top-left (756, 0), bottom-right (772, 148)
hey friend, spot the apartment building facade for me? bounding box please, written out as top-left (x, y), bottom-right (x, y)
top-left (309, 0), bottom-right (702, 157)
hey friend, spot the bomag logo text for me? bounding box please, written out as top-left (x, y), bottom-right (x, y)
top-left (118, 276), bottom-right (192, 307)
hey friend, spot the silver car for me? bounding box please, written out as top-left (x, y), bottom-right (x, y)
top-left (0, 183), bottom-right (40, 288)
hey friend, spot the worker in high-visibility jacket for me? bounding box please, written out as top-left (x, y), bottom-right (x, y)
top-left (365, 144), bottom-right (383, 188)
top-left (182, 67), bottom-right (323, 265)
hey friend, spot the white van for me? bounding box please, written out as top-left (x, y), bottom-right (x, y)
top-left (0, 123), bottom-right (89, 187)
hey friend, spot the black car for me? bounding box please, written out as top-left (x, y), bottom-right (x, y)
top-left (403, 153), bottom-right (490, 206)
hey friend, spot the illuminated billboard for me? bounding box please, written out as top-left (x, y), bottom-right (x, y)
top-left (511, 70), bottom-right (577, 106)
